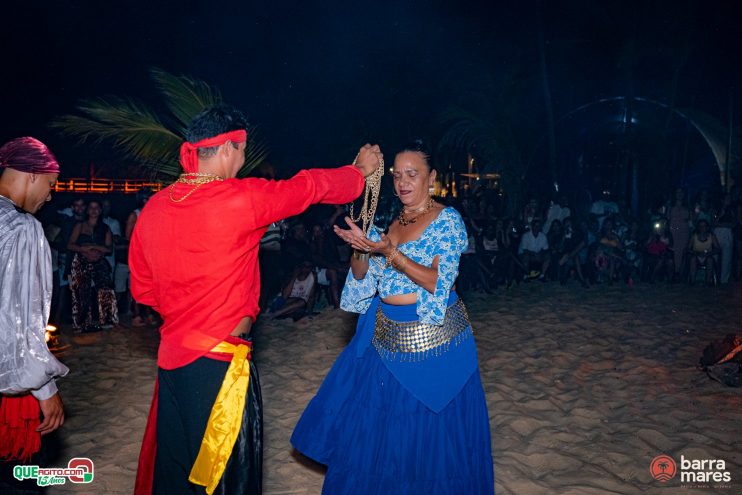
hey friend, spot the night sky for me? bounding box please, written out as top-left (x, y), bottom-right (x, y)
top-left (2, 0), bottom-right (740, 177)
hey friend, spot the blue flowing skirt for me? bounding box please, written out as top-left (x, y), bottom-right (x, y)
top-left (291, 297), bottom-right (494, 494)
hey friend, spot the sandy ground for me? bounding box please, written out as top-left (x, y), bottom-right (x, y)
top-left (44, 283), bottom-right (742, 495)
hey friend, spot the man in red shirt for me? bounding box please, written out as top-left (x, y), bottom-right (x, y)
top-left (130, 105), bottom-right (380, 495)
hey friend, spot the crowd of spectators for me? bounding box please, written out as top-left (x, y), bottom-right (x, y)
top-left (39, 180), bottom-right (742, 328)
top-left (453, 184), bottom-right (742, 292)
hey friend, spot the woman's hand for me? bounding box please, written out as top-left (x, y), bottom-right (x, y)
top-left (333, 217), bottom-right (394, 256)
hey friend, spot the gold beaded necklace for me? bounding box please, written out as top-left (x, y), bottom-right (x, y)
top-left (348, 154), bottom-right (384, 235)
top-left (398, 197), bottom-right (434, 226)
top-left (169, 172), bottom-right (224, 203)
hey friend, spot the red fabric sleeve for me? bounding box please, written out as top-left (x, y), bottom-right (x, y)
top-left (243, 165), bottom-right (364, 228)
top-left (128, 223), bottom-right (158, 309)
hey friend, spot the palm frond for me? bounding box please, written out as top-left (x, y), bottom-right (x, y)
top-left (50, 68), bottom-right (269, 180)
top-left (151, 67), bottom-right (222, 133)
top-left (51, 96), bottom-right (182, 166)
top-left (237, 126), bottom-right (270, 178)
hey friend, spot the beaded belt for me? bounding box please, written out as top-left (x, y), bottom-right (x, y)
top-left (373, 299), bottom-right (472, 360)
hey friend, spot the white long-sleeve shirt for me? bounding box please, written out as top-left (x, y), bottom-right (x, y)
top-left (0, 195), bottom-right (68, 400)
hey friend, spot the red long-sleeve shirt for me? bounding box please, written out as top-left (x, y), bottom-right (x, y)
top-left (129, 166), bottom-right (364, 369)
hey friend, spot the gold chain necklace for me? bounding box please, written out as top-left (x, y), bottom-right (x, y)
top-left (348, 154), bottom-right (384, 235)
top-left (169, 173), bottom-right (224, 203)
top-left (398, 197), bottom-right (434, 226)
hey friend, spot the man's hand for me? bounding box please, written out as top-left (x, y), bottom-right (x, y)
top-left (354, 144), bottom-right (383, 178)
top-left (37, 393), bottom-right (64, 435)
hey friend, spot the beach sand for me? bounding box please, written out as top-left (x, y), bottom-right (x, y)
top-left (46, 283), bottom-right (742, 494)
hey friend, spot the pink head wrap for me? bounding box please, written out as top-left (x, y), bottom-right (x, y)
top-left (0, 137), bottom-right (60, 175)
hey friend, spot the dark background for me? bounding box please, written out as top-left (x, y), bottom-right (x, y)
top-left (2, 0), bottom-right (740, 179)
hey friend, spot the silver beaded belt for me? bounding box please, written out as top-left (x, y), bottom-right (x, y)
top-left (372, 299), bottom-right (472, 360)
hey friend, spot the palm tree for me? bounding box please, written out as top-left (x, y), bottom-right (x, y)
top-left (50, 68), bottom-right (267, 180)
top-left (438, 105), bottom-right (529, 216)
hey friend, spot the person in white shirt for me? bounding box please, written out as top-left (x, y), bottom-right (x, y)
top-left (0, 138), bottom-right (68, 481)
top-left (544, 196), bottom-right (572, 234)
top-left (267, 260), bottom-right (317, 321)
top-left (519, 219), bottom-right (550, 281)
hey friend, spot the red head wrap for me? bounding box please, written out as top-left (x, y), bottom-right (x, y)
top-left (0, 137), bottom-right (60, 175)
top-left (179, 130), bottom-right (248, 174)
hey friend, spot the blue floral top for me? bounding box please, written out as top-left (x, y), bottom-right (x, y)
top-left (340, 207), bottom-right (468, 324)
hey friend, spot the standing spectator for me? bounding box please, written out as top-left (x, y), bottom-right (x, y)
top-left (125, 188), bottom-right (156, 326)
top-left (283, 221), bottom-right (311, 272)
top-left (67, 198), bottom-right (118, 331)
top-left (101, 198), bottom-right (121, 278)
top-left (691, 189), bottom-right (715, 225)
top-left (258, 220), bottom-right (283, 312)
top-left (668, 188), bottom-right (690, 282)
top-left (591, 191), bottom-right (619, 230)
top-left (519, 219), bottom-right (550, 281)
top-left (53, 196), bottom-right (86, 324)
top-left (0, 137), bottom-right (68, 493)
top-left (713, 194), bottom-right (735, 284)
top-left (544, 196), bottom-right (571, 234)
top-left (734, 203), bottom-right (742, 281)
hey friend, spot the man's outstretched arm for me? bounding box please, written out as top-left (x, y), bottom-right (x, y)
top-left (246, 144), bottom-right (382, 228)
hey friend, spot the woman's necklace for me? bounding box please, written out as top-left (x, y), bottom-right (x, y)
top-left (398, 197), bottom-right (434, 226)
top-left (169, 172), bottom-right (224, 203)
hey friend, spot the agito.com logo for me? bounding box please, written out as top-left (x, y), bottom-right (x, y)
top-left (13, 457), bottom-right (94, 486)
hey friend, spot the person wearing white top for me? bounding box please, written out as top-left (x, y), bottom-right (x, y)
top-left (519, 219), bottom-right (550, 280)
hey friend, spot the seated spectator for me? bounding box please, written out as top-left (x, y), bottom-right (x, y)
top-left (310, 223), bottom-right (344, 308)
top-left (622, 220), bottom-right (643, 284)
top-left (688, 219), bottom-right (720, 286)
top-left (547, 219), bottom-right (565, 280)
top-left (459, 219), bottom-right (491, 293)
top-left (558, 217), bottom-right (589, 288)
top-left (268, 261), bottom-right (317, 321)
top-left (598, 217), bottom-right (625, 283)
top-left (519, 219), bottom-right (550, 281)
top-left (645, 220), bottom-right (674, 283)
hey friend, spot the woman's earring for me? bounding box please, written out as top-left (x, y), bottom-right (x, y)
top-left (394, 191), bottom-right (399, 197)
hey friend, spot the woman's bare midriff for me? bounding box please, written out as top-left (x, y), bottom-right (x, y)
top-left (382, 293), bottom-right (417, 305)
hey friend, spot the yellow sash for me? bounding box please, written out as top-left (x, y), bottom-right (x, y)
top-left (188, 341), bottom-right (251, 495)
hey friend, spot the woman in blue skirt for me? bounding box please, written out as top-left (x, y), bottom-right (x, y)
top-left (291, 140), bottom-right (494, 494)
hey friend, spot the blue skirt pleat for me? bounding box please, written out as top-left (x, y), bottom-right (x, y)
top-left (291, 318), bottom-right (494, 495)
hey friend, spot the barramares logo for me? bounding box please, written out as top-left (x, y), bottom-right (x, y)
top-left (650, 454), bottom-right (732, 488)
top-left (13, 457), bottom-right (94, 486)
top-left (650, 455), bottom-right (677, 482)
